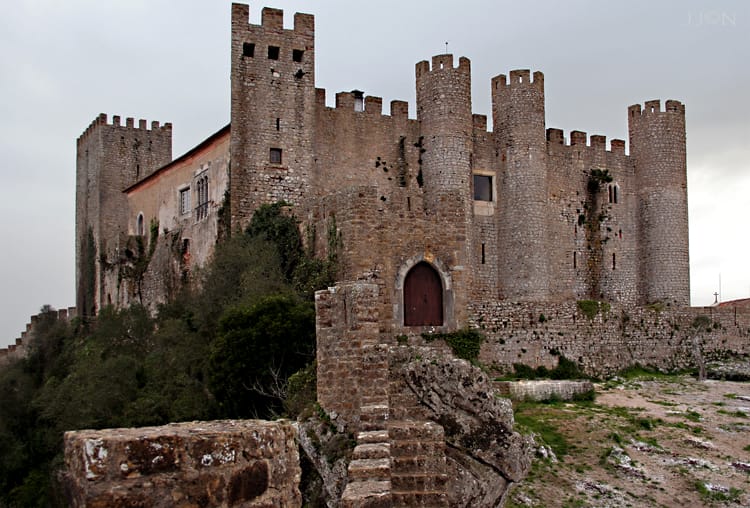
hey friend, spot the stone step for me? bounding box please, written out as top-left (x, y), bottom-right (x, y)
top-left (391, 454), bottom-right (445, 474)
top-left (357, 430), bottom-right (389, 444)
top-left (348, 458), bottom-right (391, 481)
top-left (391, 473), bottom-right (448, 492)
top-left (388, 421), bottom-right (444, 441)
top-left (361, 395), bottom-right (389, 406)
top-left (341, 480), bottom-right (392, 508)
top-left (390, 440), bottom-right (445, 458)
top-left (353, 442), bottom-right (391, 460)
top-left (391, 491), bottom-right (449, 507)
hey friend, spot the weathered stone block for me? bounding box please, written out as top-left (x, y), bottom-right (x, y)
top-left (62, 420), bottom-right (301, 507)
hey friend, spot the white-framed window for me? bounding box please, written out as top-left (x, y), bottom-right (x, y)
top-left (179, 187), bottom-right (191, 215)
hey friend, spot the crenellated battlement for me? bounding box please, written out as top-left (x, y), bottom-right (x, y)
top-left (492, 69), bottom-right (544, 92)
top-left (628, 99), bottom-right (685, 118)
top-left (546, 127), bottom-right (626, 154)
top-left (231, 3), bottom-right (313, 35)
top-left (76, 113), bottom-right (172, 147)
top-left (415, 54), bottom-right (470, 79)
top-left (321, 89), bottom-right (410, 120)
top-left (0, 307), bottom-right (77, 368)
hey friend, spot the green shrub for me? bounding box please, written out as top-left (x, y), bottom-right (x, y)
top-left (422, 328), bottom-right (484, 362)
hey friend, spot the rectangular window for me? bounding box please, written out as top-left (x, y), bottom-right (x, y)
top-left (195, 175), bottom-right (209, 221)
top-left (292, 49), bottom-right (304, 62)
top-left (270, 148), bottom-right (282, 164)
top-left (243, 42), bottom-right (255, 57)
top-left (268, 45), bottom-right (280, 60)
top-left (473, 174), bottom-right (493, 201)
top-left (179, 187), bottom-right (191, 215)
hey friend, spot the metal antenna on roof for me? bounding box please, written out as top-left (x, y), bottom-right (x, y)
top-left (445, 41), bottom-right (448, 53)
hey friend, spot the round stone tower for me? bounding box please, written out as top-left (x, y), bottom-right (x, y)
top-left (629, 100), bottom-right (690, 306)
top-left (415, 54), bottom-right (473, 214)
top-left (492, 70), bottom-right (549, 301)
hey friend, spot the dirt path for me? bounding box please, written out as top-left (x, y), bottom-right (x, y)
top-left (508, 375), bottom-right (750, 507)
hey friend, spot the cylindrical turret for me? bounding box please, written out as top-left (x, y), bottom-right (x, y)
top-left (415, 54), bottom-right (473, 214)
top-left (492, 70), bottom-right (549, 301)
top-left (629, 100), bottom-right (689, 306)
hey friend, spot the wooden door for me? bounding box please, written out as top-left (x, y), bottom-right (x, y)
top-left (404, 262), bottom-right (443, 326)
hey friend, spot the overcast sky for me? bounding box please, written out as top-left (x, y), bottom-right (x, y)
top-left (1, 0), bottom-right (748, 347)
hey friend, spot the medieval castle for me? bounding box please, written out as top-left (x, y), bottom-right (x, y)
top-left (11, 3), bottom-right (750, 506)
top-left (76, 3), bottom-right (691, 325)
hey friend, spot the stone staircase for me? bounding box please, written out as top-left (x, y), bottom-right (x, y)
top-left (341, 404), bottom-right (392, 507)
top-left (389, 420), bottom-right (449, 507)
top-left (341, 401), bottom-right (449, 507)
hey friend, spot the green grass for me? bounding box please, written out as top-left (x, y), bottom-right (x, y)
top-left (695, 481), bottom-right (743, 503)
top-left (514, 410), bottom-right (570, 459)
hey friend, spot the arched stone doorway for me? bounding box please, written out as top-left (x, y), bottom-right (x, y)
top-left (403, 262), bottom-right (443, 326)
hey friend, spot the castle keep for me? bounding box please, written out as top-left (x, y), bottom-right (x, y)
top-left (76, 3), bottom-right (690, 325)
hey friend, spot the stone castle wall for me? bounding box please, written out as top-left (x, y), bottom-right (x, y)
top-left (76, 114), bottom-right (172, 317)
top-left (0, 307), bottom-right (77, 369)
top-left (469, 300), bottom-right (750, 377)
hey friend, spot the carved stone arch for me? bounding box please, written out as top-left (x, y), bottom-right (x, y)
top-left (394, 254), bottom-right (455, 329)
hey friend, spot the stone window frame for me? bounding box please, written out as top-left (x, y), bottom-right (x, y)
top-left (472, 170), bottom-right (496, 216)
top-left (195, 171), bottom-right (209, 222)
top-left (394, 254), bottom-right (455, 331)
top-left (270, 147), bottom-right (283, 165)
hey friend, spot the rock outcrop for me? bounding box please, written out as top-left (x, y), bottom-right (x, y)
top-left (391, 346), bottom-right (534, 507)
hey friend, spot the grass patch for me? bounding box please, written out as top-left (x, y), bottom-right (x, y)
top-left (683, 410), bottom-right (702, 422)
top-left (514, 403), bottom-right (573, 459)
top-left (717, 409), bottom-right (748, 419)
top-left (695, 481), bottom-right (743, 503)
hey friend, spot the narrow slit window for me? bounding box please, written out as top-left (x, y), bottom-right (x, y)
top-left (481, 243), bottom-right (486, 264)
top-left (270, 148), bottom-right (282, 164)
top-left (613, 185), bottom-right (619, 204)
top-left (612, 253), bottom-right (616, 270)
top-left (243, 42), bottom-right (255, 57)
top-left (268, 45), bottom-right (280, 60)
top-left (292, 49), bottom-right (304, 62)
top-left (608, 185), bottom-right (613, 203)
top-left (136, 213), bottom-right (145, 236)
top-left (573, 251), bottom-right (577, 269)
top-left (276, 117), bottom-right (280, 131)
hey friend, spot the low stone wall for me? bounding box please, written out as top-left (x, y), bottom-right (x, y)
top-left (61, 419), bottom-right (301, 507)
top-left (495, 380), bottom-right (595, 402)
top-left (470, 301), bottom-right (750, 377)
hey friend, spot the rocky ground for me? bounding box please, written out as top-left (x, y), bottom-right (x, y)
top-left (507, 373), bottom-right (750, 507)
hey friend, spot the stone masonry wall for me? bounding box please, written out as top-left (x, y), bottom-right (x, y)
top-left (76, 114), bottom-right (172, 317)
top-left (471, 300), bottom-right (750, 377)
top-left (61, 419), bottom-right (301, 508)
top-left (630, 100), bottom-right (690, 306)
top-left (230, 4), bottom-right (316, 231)
top-left (0, 307), bottom-right (77, 369)
top-left (316, 283), bottom-right (382, 427)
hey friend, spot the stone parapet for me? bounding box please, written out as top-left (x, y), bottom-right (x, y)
top-left (61, 419), bottom-right (301, 507)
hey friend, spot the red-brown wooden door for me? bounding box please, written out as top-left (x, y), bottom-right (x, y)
top-left (404, 262), bottom-right (443, 326)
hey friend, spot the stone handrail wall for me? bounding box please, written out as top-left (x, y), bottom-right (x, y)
top-left (61, 419), bottom-right (301, 507)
